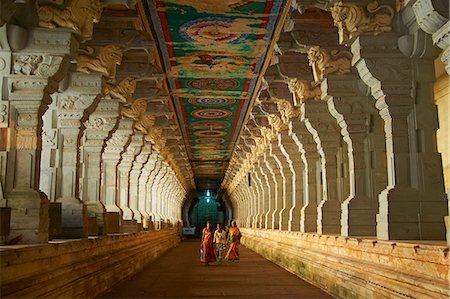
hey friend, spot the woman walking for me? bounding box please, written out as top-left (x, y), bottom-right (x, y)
top-left (225, 221), bottom-right (241, 262)
top-left (213, 224), bottom-right (227, 262)
top-left (200, 221), bottom-right (216, 265)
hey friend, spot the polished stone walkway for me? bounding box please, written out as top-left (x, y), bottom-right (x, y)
top-left (99, 239), bottom-right (332, 298)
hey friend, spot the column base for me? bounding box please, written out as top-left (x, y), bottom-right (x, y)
top-left (264, 212), bottom-right (271, 229)
top-left (271, 210), bottom-right (280, 229)
top-left (131, 209), bottom-right (142, 223)
top-left (318, 199), bottom-right (341, 235)
top-left (86, 202), bottom-right (106, 235)
top-left (56, 197), bottom-right (87, 239)
top-left (279, 208), bottom-right (289, 230)
top-left (5, 190), bottom-right (49, 244)
top-left (377, 187), bottom-right (447, 240)
top-left (48, 202), bottom-right (62, 239)
top-left (105, 212), bottom-right (121, 234)
top-left (341, 195), bottom-right (377, 237)
top-left (301, 204), bottom-right (317, 233)
top-left (289, 206), bottom-right (301, 232)
top-left (122, 219), bottom-right (138, 233)
top-left (141, 211), bottom-right (150, 229)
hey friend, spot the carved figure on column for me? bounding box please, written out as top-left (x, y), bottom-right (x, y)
top-left (76, 45), bottom-right (124, 82)
top-left (331, 1), bottom-right (395, 43)
top-left (307, 46), bottom-right (352, 81)
top-left (37, 0), bottom-right (102, 39)
top-left (104, 77), bottom-right (137, 103)
top-left (288, 79), bottom-right (321, 103)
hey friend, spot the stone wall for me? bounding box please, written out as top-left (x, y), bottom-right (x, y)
top-left (241, 228), bottom-right (449, 299)
top-left (0, 229), bottom-right (180, 298)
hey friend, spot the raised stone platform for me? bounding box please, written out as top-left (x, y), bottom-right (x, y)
top-left (241, 228), bottom-right (449, 299)
top-left (0, 229), bottom-right (180, 298)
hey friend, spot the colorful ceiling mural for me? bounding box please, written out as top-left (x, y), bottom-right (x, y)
top-left (139, 0), bottom-right (288, 188)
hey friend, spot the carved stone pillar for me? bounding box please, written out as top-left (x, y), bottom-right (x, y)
top-left (279, 130), bottom-right (304, 232)
top-left (152, 160), bottom-right (167, 230)
top-left (145, 155), bottom-right (161, 230)
top-left (268, 142), bottom-right (285, 230)
top-left (101, 119), bottom-right (134, 233)
top-left (258, 157), bottom-right (271, 229)
top-left (263, 152), bottom-right (278, 229)
top-left (271, 134), bottom-right (292, 231)
top-left (322, 74), bottom-right (378, 236)
top-left (139, 153), bottom-right (157, 229)
top-left (252, 165), bottom-right (265, 229)
top-left (117, 132), bottom-right (143, 232)
top-left (1, 27), bottom-right (75, 243)
top-left (250, 167), bottom-right (261, 228)
top-left (352, 33), bottom-right (448, 239)
top-left (256, 159), bottom-right (267, 229)
top-left (80, 98), bottom-right (120, 235)
top-left (129, 143), bottom-right (151, 230)
top-left (290, 118), bottom-right (319, 233)
top-left (54, 73), bottom-right (102, 238)
top-left (303, 100), bottom-right (342, 235)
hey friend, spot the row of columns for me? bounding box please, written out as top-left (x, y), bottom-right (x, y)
top-left (0, 7), bottom-right (188, 243)
top-left (226, 0), bottom-right (449, 241)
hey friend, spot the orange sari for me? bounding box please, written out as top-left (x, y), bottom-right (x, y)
top-left (225, 226), bottom-right (240, 261)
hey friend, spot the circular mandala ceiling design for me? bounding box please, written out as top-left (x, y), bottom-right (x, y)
top-left (195, 137), bottom-right (225, 144)
top-left (190, 120), bottom-right (230, 130)
top-left (191, 109), bottom-right (232, 119)
top-left (189, 98), bottom-right (236, 106)
top-left (194, 130), bottom-right (227, 137)
top-left (187, 78), bottom-right (239, 91)
top-left (179, 17), bottom-right (245, 44)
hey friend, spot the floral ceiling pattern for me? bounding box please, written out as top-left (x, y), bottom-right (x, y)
top-left (139, 0), bottom-right (288, 188)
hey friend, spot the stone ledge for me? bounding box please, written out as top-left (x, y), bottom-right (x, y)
top-left (0, 229), bottom-right (180, 298)
top-left (241, 228), bottom-right (449, 299)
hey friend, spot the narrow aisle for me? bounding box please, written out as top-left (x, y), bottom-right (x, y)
top-left (99, 240), bottom-right (332, 298)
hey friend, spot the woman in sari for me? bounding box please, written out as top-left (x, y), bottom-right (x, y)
top-left (200, 221), bottom-right (216, 265)
top-left (225, 221), bottom-right (241, 261)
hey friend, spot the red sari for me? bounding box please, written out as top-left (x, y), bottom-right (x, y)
top-left (201, 228), bottom-right (216, 264)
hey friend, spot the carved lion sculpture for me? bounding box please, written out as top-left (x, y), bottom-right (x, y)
top-left (307, 46), bottom-right (352, 81)
top-left (38, 0), bottom-right (102, 39)
top-left (275, 99), bottom-right (300, 124)
top-left (288, 79), bottom-right (321, 102)
top-left (331, 1), bottom-right (395, 42)
top-left (121, 98), bottom-right (147, 121)
top-left (76, 45), bottom-right (124, 82)
top-left (104, 77), bottom-right (137, 103)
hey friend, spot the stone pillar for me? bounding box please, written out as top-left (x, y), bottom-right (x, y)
top-left (303, 100), bottom-right (342, 235)
top-left (145, 155), bottom-right (160, 230)
top-left (250, 167), bottom-right (261, 228)
top-left (255, 160), bottom-right (267, 228)
top-left (54, 73), bottom-right (102, 238)
top-left (352, 33), bottom-right (448, 239)
top-left (129, 143), bottom-right (151, 231)
top-left (117, 132), bottom-right (143, 232)
top-left (322, 74), bottom-right (378, 236)
top-left (152, 159), bottom-right (166, 229)
top-left (139, 153), bottom-right (157, 229)
top-left (290, 118), bottom-right (319, 232)
top-left (280, 130), bottom-right (304, 232)
top-left (101, 118), bottom-right (134, 233)
top-left (258, 157), bottom-right (271, 229)
top-left (1, 27), bottom-right (75, 243)
top-left (80, 98), bottom-right (120, 235)
top-left (263, 152), bottom-right (278, 229)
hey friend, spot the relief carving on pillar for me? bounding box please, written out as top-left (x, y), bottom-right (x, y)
top-left (288, 79), bottom-right (321, 103)
top-left (76, 45), bottom-right (124, 82)
top-left (330, 1), bottom-right (395, 43)
top-left (104, 77), bottom-right (137, 103)
top-left (307, 46), bottom-right (352, 81)
top-left (37, 0), bottom-right (102, 39)
top-left (42, 128), bottom-right (57, 148)
top-left (16, 127), bottom-right (37, 150)
top-left (13, 55), bottom-right (64, 77)
top-left (0, 102), bottom-right (9, 127)
top-left (58, 95), bottom-right (91, 110)
top-left (84, 117), bottom-right (110, 131)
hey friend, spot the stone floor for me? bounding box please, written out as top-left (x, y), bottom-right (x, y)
top-left (98, 239), bottom-right (332, 298)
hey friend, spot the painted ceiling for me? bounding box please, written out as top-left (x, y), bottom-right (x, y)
top-left (139, 0), bottom-right (288, 190)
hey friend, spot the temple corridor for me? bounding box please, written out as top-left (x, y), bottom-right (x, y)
top-left (1, 0), bottom-right (450, 298)
top-left (98, 240), bottom-right (331, 298)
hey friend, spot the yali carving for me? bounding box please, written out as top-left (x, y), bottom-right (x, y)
top-left (307, 46), bottom-right (352, 81)
top-left (76, 45), bottom-right (124, 82)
